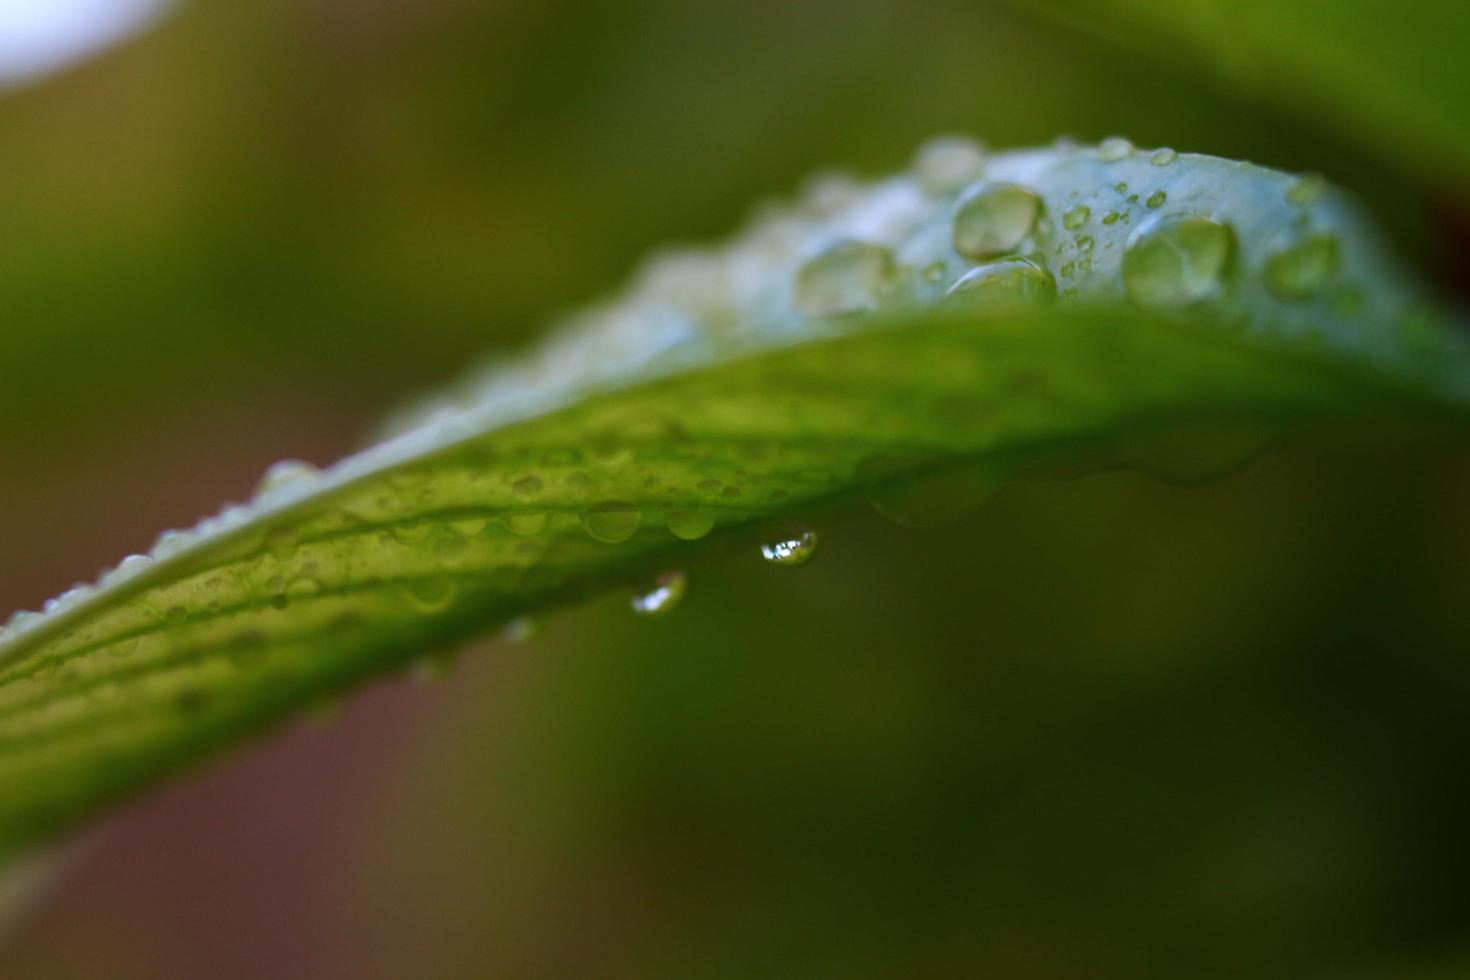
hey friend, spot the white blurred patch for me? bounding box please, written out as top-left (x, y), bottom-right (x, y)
top-left (0, 0), bottom-right (170, 89)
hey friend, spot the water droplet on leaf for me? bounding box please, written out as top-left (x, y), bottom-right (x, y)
top-left (795, 240), bottom-right (897, 316)
top-left (667, 510), bottom-right (717, 541)
top-left (945, 258), bottom-right (1057, 308)
top-left (1122, 214), bottom-right (1235, 307)
top-left (1265, 233), bottom-right (1340, 300)
top-left (952, 183), bottom-right (1042, 260)
top-left (581, 502), bottom-right (642, 543)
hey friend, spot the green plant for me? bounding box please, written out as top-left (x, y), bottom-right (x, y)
top-left (0, 138), bottom-right (1466, 860)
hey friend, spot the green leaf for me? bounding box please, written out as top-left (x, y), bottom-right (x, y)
top-left (1020, 0), bottom-right (1470, 192)
top-left (0, 139), bottom-right (1465, 859)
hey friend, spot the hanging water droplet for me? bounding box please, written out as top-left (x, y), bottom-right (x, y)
top-left (945, 258), bottom-right (1057, 308)
top-left (451, 517), bottom-right (488, 536)
top-left (581, 502), bottom-right (642, 543)
top-left (667, 510), bottom-right (717, 541)
top-left (759, 522), bottom-right (821, 567)
top-left (1097, 136), bottom-right (1135, 162)
top-left (1145, 190), bottom-right (1167, 209)
top-left (1121, 213), bottom-right (1235, 308)
top-left (254, 459), bottom-right (319, 498)
top-left (794, 239), bottom-right (897, 316)
top-left (405, 576), bottom-right (456, 613)
top-left (1286, 173), bottom-right (1327, 206)
top-left (867, 461), bottom-right (1003, 528)
top-left (1062, 205), bottom-right (1090, 230)
top-left (1123, 427), bottom-right (1271, 485)
top-left (1264, 232), bottom-right (1341, 300)
top-left (1150, 147), bottom-right (1178, 166)
top-left (952, 183), bottom-right (1042, 260)
top-left (630, 571), bottom-right (688, 617)
top-left (912, 135), bottom-right (986, 193)
top-left (501, 512), bottom-right (549, 536)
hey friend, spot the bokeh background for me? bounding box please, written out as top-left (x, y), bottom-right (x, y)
top-left (3, 1), bottom-right (1470, 977)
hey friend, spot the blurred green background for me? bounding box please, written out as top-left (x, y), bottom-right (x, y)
top-left (4, 1), bottom-right (1470, 977)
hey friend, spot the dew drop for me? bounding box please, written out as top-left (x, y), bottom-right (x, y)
top-left (1150, 147), bottom-right (1178, 166)
top-left (1286, 173), bottom-right (1327, 206)
top-left (867, 462), bottom-right (1002, 528)
top-left (255, 459), bottom-right (319, 498)
top-left (945, 258), bottom-right (1057, 308)
top-left (433, 534), bottom-right (471, 564)
top-left (501, 512), bottom-right (549, 536)
top-left (1264, 233), bottom-right (1341, 300)
top-left (580, 502), bottom-right (642, 543)
top-left (1121, 213), bottom-right (1235, 308)
top-left (451, 517), bottom-right (488, 536)
top-left (794, 239), bottom-right (898, 316)
top-left (391, 523), bottom-right (432, 545)
top-left (1098, 136), bottom-right (1135, 162)
top-left (1145, 190), bottom-right (1167, 209)
top-left (630, 571), bottom-right (688, 617)
top-left (1062, 205), bottom-right (1090, 230)
top-left (511, 475), bottom-right (544, 496)
top-left (152, 530), bottom-right (192, 560)
top-left (405, 576), bottom-right (456, 613)
top-left (1102, 211), bottom-right (1120, 225)
top-left (667, 510), bottom-right (717, 541)
top-left (1123, 427), bottom-right (1271, 485)
top-left (759, 522), bottom-right (821, 567)
top-left (912, 135), bottom-right (986, 193)
top-left (952, 183), bottom-right (1042, 260)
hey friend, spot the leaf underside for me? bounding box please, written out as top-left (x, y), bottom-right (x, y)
top-left (0, 140), bottom-right (1465, 859)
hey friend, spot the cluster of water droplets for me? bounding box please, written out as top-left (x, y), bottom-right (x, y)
top-left (3, 134), bottom-right (1458, 649)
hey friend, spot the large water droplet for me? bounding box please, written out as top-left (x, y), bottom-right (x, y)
top-left (1264, 233), bottom-right (1340, 300)
top-left (945, 258), bottom-right (1057, 308)
top-left (630, 571), bottom-right (688, 617)
top-left (667, 510), bottom-right (717, 541)
top-left (1121, 214), bottom-right (1235, 307)
top-left (759, 522), bottom-right (821, 567)
top-left (952, 183), bottom-right (1042, 260)
top-left (581, 502), bottom-right (642, 543)
top-left (794, 240), bottom-right (897, 316)
top-left (913, 136), bottom-right (986, 193)
top-left (868, 462), bottom-right (1002, 528)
